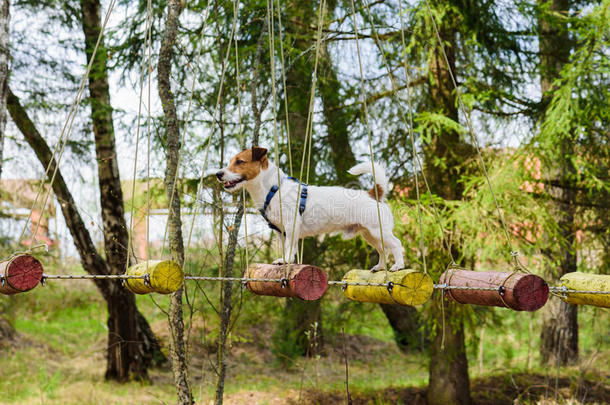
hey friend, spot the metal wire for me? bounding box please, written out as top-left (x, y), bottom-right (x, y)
top-left (42, 274), bottom-right (146, 280)
top-left (548, 287), bottom-right (610, 295)
top-left (36, 273), bottom-right (610, 295)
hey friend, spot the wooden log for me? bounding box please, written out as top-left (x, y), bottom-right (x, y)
top-left (439, 268), bottom-right (549, 311)
top-left (0, 254), bottom-right (44, 295)
top-left (342, 269), bottom-right (433, 306)
top-left (557, 272), bottom-right (610, 308)
top-left (244, 263), bottom-right (328, 300)
top-left (124, 260), bottom-right (184, 295)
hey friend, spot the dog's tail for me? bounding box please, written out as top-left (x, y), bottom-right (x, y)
top-left (348, 161), bottom-right (388, 201)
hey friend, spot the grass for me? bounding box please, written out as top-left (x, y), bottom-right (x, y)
top-left (0, 258), bottom-right (608, 404)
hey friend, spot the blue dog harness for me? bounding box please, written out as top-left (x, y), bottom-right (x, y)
top-left (260, 176), bottom-right (308, 234)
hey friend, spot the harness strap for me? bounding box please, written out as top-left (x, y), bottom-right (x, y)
top-left (259, 177), bottom-right (308, 234)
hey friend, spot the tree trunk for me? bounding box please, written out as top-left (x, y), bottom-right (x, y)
top-left (424, 4), bottom-right (472, 404)
top-left (427, 299), bottom-right (471, 404)
top-left (79, 0), bottom-right (153, 381)
top-left (0, 0), bottom-right (8, 180)
top-left (158, 0), bottom-right (194, 402)
top-left (7, 88), bottom-right (165, 380)
top-left (214, 204), bottom-right (244, 405)
top-left (380, 304), bottom-right (425, 352)
top-left (537, 0), bottom-right (578, 366)
top-left (0, 0), bottom-right (15, 345)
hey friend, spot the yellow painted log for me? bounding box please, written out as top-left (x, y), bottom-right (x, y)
top-left (558, 272), bottom-right (610, 308)
top-left (125, 260), bottom-right (184, 295)
top-left (342, 269), bottom-right (433, 306)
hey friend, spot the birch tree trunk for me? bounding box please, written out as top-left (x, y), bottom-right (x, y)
top-left (0, 0), bottom-right (8, 180)
top-left (7, 87), bottom-right (165, 381)
top-left (0, 0), bottom-right (14, 343)
top-left (157, 0), bottom-right (194, 403)
top-left (78, 0), bottom-right (156, 381)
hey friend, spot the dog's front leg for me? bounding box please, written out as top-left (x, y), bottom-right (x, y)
top-left (272, 220), bottom-right (300, 265)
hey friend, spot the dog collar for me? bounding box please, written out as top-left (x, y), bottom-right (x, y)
top-left (259, 176), bottom-right (308, 234)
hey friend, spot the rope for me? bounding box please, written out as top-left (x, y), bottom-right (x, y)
top-left (349, 0), bottom-right (388, 272)
top-left (293, 0), bottom-right (326, 265)
top-left (162, 0), bottom-right (216, 257)
top-left (276, 0), bottom-right (294, 177)
top-left (297, 0), bottom-right (326, 264)
top-left (181, 2), bottom-right (235, 264)
top-left (125, 0), bottom-right (155, 269)
top-left (266, 0), bottom-right (288, 267)
top-left (17, 0), bottom-right (119, 247)
top-left (362, 0), bottom-right (430, 273)
top-left (395, 0), bottom-right (457, 266)
top-left (423, 0), bottom-right (517, 265)
top-left (234, 0), bottom-right (249, 273)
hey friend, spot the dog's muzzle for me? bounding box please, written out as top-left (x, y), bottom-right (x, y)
top-left (216, 170), bottom-right (245, 189)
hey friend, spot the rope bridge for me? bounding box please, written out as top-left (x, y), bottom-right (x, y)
top-left (2, 254), bottom-right (609, 310)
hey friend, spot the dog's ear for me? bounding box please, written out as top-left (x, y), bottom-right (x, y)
top-left (251, 146), bottom-right (268, 162)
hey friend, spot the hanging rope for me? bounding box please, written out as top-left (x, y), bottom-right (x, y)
top-left (17, 0), bottom-right (119, 248)
top-left (359, 0), bottom-right (433, 273)
top-left (179, 1), bottom-right (237, 266)
top-left (125, 0), bottom-right (155, 270)
top-left (266, 0), bottom-right (288, 267)
top-left (423, 0), bottom-right (518, 268)
top-left (296, 0), bottom-right (326, 264)
top-left (161, 0), bottom-right (217, 257)
top-left (276, 0), bottom-right (294, 177)
top-left (349, 0), bottom-right (388, 271)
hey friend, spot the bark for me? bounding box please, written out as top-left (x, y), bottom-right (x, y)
top-left (428, 299), bottom-right (471, 405)
top-left (79, 0), bottom-right (152, 380)
top-left (7, 88), bottom-right (165, 380)
top-left (0, 0), bottom-right (8, 180)
top-left (538, 0), bottom-right (578, 366)
top-left (380, 304), bottom-right (426, 352)
top-left (214, 204), bottom-right (244, 405)
top-left (425, 4), bottom-right (472, 404)
top-left (157, 0), bottom-right (194, 403)
top-left (0, 0), bottom-right (14, 344)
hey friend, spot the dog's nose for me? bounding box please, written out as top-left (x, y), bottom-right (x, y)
top-left (216, 170), bottom-right (224, 180)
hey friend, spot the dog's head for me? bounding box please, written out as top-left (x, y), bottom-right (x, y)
top-left (215, 146), bottom-right (268, 192)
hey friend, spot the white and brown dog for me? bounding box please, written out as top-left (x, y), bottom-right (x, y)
top-left (216, 147), bottom-right (405, 271)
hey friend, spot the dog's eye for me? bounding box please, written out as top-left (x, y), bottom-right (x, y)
top-left (235, 159), bottom-right (245, 165)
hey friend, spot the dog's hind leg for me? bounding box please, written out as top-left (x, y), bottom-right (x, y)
top-left (361, 228), bottom-right (387, 272)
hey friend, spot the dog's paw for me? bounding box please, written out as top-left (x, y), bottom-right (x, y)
top-left (272, 258), bottom-right (287, 265)
top-left (370, 264), bottom-right (384, 273)
top-left (389, 264), bottom-right (405, 272)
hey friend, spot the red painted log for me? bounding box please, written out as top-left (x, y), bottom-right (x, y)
top-left (244, 263), bottom-right (328, 300)
top-left (0, 254), bottom-right (44, 295)
top-left (439, 268), bottom-right (549, 311)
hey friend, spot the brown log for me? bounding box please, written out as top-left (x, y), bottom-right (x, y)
top-left (0, 254), bottom-right (43, 295)
top-left (439, 268), bottom-right (549, 311)
top-left (244, 263), bottom-right (328, 301)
